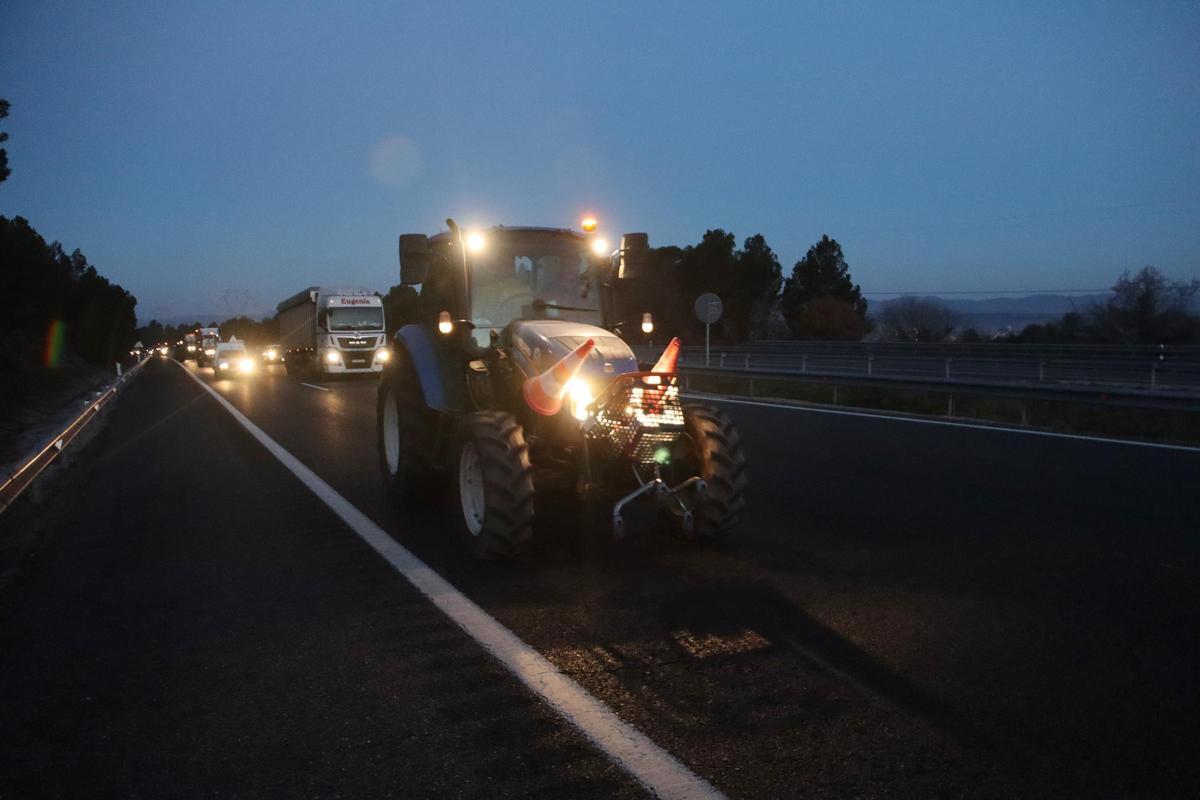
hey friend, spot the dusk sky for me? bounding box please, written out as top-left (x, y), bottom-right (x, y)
top-left (3, 1), bottom-right (1198, 323)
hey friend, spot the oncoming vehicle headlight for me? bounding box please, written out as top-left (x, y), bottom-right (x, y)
top-left (325, 350), bottom-right (341, 365)
top-left (217, 360), bottom-right (229, 370)
top-left (375, 348), bottom-right (390, 363)
top-left (265, 349), bottom-right (276, 360)
top-left (205, 348), bottom-right (216, 356)
top-left (187, 345), bottom-right (196, 352)
top-left (238, 358), bottom-right (254, 373)
top-left (565, 377), bottom-right (594, 421)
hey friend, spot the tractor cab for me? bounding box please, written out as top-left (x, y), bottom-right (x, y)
top-left (398, 221), bottom-right (652, 350)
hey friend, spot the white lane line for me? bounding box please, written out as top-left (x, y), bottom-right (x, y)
top-left (687, 392), bottom-right (1200, 454)
top-left (175, 362), bottom-right (723, 800)
top-left (301, 382), bottom-right (331, 392)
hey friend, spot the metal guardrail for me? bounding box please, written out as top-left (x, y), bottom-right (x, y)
top-left (634, 342), bottom-right (1200, 396)
top-left (0, 356), bottom-right (150, 515)
top-left (674, 365), bottom-right (1200, 414)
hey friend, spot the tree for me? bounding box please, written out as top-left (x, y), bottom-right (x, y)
top-left (1090, 266), bottom-right (1199, 344)
top-left (733, 234), bottom-right (783, 341)
top-left (669, 230), bottom-right (784, 343)
top-left (0, 99), bottom-right (9, 184)
top-left (875, 296), bottom-right (958, 342)
top-left (780, 235), bottom-right (867, 339)
top-left (790, 296), bottom-right (870, 340)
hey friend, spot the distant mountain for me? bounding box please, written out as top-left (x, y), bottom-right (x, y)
top-left (870, 294), bottom-right (1110, 333)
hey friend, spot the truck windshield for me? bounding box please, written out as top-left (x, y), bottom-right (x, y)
top-left (327, 307), bottom-right (384, 331)
top-left (468, 233), bottom-right (600, 337)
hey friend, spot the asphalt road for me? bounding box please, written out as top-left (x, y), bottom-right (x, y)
top-left (4, 357), bottom-right (1199, 798)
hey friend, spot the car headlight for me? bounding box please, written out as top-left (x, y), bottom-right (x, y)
top-left (187, 345), bottom-right (196, 352)
top-left (375, 348), bottom-right (390, 363)
top-left (218, 360), bottom-right (229, 370)
top-left (238, 358), bottom-right (254, 373)
top-left (265, 350), bottom-right (276, 360)
top-left (565, 377), bottom-right (594, 421)
top-left (205, 348), bottom-right (215, 356)
top-left (325, 350), bottom-right (341, 365)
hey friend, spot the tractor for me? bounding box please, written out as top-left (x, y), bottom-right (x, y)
top-left (376, 218), bottom-right (747, 559)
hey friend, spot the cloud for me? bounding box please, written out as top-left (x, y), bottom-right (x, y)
top-left (369, 136), bottom-right (424, 186)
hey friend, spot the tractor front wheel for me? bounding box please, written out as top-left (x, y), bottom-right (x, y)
top-left (667, 404), bottom-right (747, 540)
top-left (451, 411), bottom-right (535, 559)
top-left (377, 348), bottom-right (438, 507)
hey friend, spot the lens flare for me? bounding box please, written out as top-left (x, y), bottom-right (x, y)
top-left (43, 320), bottom-right (67, 367)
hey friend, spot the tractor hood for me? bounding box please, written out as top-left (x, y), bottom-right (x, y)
top-left (508, 320), bottom-right (638, 382)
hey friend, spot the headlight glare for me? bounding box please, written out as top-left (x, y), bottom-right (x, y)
top-left (565, 377), bottom-right (594, 421)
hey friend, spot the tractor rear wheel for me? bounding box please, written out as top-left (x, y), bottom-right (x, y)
top-left (377, 347), bottom-right (438, 507)
top-left (451, 411), bottom-right (535, 560)
top-left (667, 404), bottom-right (747, 540)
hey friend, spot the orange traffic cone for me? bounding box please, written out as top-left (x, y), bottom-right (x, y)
top-left (651, 337), bottom-right (681, 373)
top-left (523, 339), bottom-right (596, 415)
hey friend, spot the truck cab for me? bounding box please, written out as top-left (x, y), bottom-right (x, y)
top-left (277, 287), bottom-right (389, 377)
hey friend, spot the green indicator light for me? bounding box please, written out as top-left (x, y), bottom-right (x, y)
top-left (654, 447), bottom-right (671, 465)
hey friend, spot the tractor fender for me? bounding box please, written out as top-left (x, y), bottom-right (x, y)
top-left (394, 324), bottom-right (459, 412)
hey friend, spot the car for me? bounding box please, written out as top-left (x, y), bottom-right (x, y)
top-left (212, 340), bottom-right (256, 377)
top-left (260, 344), bottom-right (283, 365)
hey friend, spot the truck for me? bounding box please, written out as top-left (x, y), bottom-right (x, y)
top-left (377, 219), bottom-right (748, 560)
top-left (197, 327), bottom-right (220, 366)
top-left (276, 287), bottom-right (388, 377)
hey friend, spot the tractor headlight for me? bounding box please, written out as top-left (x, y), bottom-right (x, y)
top-left (375, 348), bottom-right (390, 363)
top-left (565, 377), bottom-right (594, 421)
top-left (325, 350), bottom-right (341, 365)
top-left (238, 358), bottom-right (254, 373)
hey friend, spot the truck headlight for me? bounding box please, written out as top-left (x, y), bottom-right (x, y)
top-left (375, 348), bottom-right (390, 363)
top-left (325, 350), bottom-right (341, 365)
top-left (565, 377), bottom-right (594, 421)
top-left (238, 358), bottom-right (254, 373)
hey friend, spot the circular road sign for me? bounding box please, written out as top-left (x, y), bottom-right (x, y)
top-left (694, 293), bottom-right (723, 324)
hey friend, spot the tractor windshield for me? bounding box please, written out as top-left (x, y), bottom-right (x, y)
top-left (467, 232), bottom-right (601, 343)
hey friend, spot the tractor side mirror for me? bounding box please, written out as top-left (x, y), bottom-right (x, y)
top-left (618, 233), bottom-right (650, 279)
top-left (399, 233), bottom-right (432, 285)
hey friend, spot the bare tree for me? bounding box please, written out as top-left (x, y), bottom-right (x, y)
top-left (875, 296), bottom-right (958, 342)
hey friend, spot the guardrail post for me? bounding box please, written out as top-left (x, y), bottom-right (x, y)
top-left (945, 358), bottom-right (951, 380)
top-left (115, 362), bottom-right (122, 377)
top-left (744, 353), bottom-right (750, 370)
top-left (832, 384), bottom-right (839, 405)
top-left (720, 352), bottom-right (726, 369)
top-left (801, 354), bottom-right (807, 373)
top-left (1039, 360), bottom-right (1045, 382)
top-left (867, 355), bottom-right (874, 376)
top-left (1150, 363), bottom-right (1157, 391)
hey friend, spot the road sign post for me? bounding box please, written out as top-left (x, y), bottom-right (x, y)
top-left (694, 293), bottom-right (723, 367)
